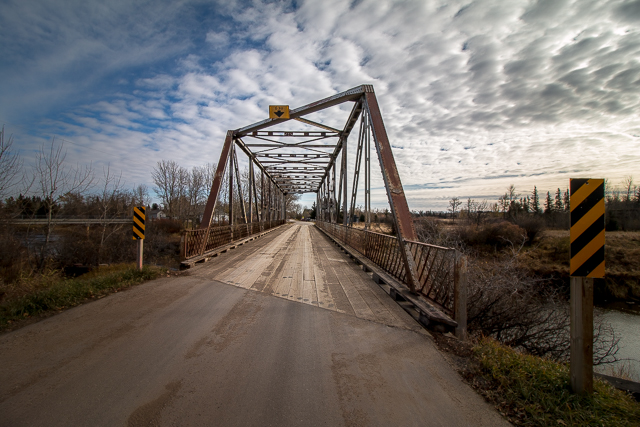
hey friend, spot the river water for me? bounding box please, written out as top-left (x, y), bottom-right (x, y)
top-left (595, 308), bottom-right (640, 382)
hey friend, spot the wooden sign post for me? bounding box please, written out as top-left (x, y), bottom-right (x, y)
top-left (569, 179), bottom-right (605, 394)
top-left (133, 206), bottom-right (146, 271)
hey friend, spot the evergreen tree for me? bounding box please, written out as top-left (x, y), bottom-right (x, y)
top-left (563, 189), bottom-right (570, 211)
top-left (544, 191), bottom-right (553, 214)
top-left (310, 201), bottom-right (317, 219)
top-left (554, 188), bottom-right (563, 211)
top-left (532, 186), bottom-right (541, 214)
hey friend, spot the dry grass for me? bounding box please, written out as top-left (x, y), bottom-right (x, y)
top-left (470, 338), bottom-right (640, 426)
top-left (0, 264), bottom-right (163, 331)
top-left (351, 222), bottom-right (393, 234)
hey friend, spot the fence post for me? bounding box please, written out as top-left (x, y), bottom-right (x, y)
top-left (180, 232), bottom-right (186, 260)
top-left (454, 251), bottom-right (467, 340)
top-left (364, 231), bottom-right (369, 257)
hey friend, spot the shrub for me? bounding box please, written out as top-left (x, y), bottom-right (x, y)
top-left (153, 219), bottom-right (182, 234)
top-left (513, 215), bottom-right (545, 243)
top-left (0, 227), bottom-right (29, 284)
top-left (466, 253), bottom-right (619, 363)
top-left (458, 221), bottom-right (527, 250)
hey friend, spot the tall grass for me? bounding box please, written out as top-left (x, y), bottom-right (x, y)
top-left (0, 264), bottom-right (162, 330)
top-left (472, 338), bottom-right (640, 426)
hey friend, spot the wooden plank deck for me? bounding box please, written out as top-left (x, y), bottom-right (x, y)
top-left (191, 222), bottom-right (423, 332)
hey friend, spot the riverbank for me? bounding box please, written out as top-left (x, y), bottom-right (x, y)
top-left (521, 230), bottom-right (640, 381)
top-left (434, 334), bottom-right (640, 426)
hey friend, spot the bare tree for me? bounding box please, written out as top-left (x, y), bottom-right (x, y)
top-left (152, 160), bottom-right (183, 219)
top-left (132, 184), bottom-right (150, 208)
top-left (499, 185), bottom-right (519, 217)
top-left (96, 165), bottom-right (127, 263)
top-left (465, 198), bottom-right (473, 224)
top-left (623, 176), bottom-right (634, 203)
top-left (185, 165), bottom-right (207, 225)
top-left (466, 243), bottom-right (619, 364)
top-left (33, 138), bottom-right (94, 266)
top-left (285, 193), bottom-right (301, 218)
top-left (0, 126), bottom-right (23, 201)
top-left (448, 197), bottom-right (462, 223)
top-left (471, 199), bottom-right (489, 227)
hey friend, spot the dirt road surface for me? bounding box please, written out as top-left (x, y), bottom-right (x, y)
top-left (0, 225), bottom-right (509, 426)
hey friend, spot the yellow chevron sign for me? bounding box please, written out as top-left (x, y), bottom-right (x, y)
top-left (570, 179), bottom-right (604, 278)
top-left (269, 105), bottom-right (289, 119)
top-left (133, 206), bottom-right (145, 240)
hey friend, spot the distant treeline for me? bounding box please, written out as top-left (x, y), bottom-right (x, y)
top-left (415, 178), bottom-right (640, 231)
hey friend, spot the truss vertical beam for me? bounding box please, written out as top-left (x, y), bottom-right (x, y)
top-left (349, 114), bottom-right (365, 226)
top-left (267, 178), bottom-right (272, 222)
top-left (229, 140), bottom-right (235, 234)
top-left (248, 159), bottom-right (254, 223)
top-left (233, 147), bottom-right (248, 224)
top-left (365, 112), bottom-right (371, 229)
top-left (337, 148), bottom-right (343, 222)
top-left (261, 170), bottom-right (265, 222)
top-left (254, 162), bottom-right (260, 222)
top-left (342, 137), bottom-right (347, 225)
top-left (331, 162), bottom-right (336, 223)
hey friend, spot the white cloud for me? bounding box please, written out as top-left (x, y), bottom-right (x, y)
top-left (3, 0), bottom-right (640, 210)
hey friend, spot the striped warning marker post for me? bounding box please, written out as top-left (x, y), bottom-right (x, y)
top-left (133, 206), bottom-right (145, 240)
top-left (570, 179), bottom-right (605, 277)
top-left (133, 206), bottom-right (145, 270)
top-left (569, 178), bottom-right (605, 395)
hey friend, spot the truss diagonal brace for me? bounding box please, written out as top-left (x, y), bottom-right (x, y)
top-left (200, 130), bottom-right (233, 230)
top-left (364, 92), bottom-right (420, 293)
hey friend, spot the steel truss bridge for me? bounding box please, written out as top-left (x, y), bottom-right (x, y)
top-left (184, 85), bottom-right (467, 336)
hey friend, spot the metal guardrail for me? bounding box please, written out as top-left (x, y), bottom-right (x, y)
top-left (4, 218), bottom-right (132, 225)
top-left (315, 221), bottom-right (465, 318)
top-left (181, 220), bottom-right (286, 259)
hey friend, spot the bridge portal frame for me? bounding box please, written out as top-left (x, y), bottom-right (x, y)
top-left (198, 85), bottom-right (420, 293)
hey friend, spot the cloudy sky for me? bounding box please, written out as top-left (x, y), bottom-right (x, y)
top-left (1, 0), bottom-right (639, 211)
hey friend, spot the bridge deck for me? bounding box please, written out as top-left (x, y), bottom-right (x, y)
top-left (191, 222), bottom-right (422, 332)
top-left (0, 222), bottom-right (508, 426)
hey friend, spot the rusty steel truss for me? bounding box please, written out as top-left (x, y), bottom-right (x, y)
top-left (198, 84), bottom-right (422, 292)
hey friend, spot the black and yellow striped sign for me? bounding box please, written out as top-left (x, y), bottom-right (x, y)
top-left (133, 206), bottom-right (145, 240)
top-left (570, 179), bottom-right (604, 278)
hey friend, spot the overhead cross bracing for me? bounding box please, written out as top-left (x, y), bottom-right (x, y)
top-left (198, 84), bottom-right (421, 294)
top-left (237, 122), bottom-right (347, 195)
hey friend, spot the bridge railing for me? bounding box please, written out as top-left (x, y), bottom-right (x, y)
top-left (182, 220), bottom-right (286, 260)
top-left (315, 222), bottom-right (465, 327)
